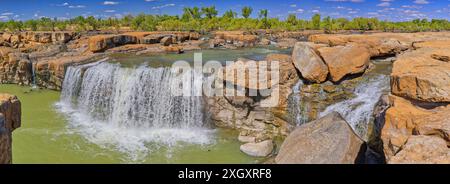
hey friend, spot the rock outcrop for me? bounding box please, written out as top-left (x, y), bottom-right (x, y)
top-left (389, 136), bottom-right (450, 164)
top-left (381, 95), bottom-right (450, 162)
top-left (207, 54), bottom-right (300, 157)
top-left (379, 38), bottom-right (450, 164)
top-left (0, 94), bottom-right (21, 164)
top-left (88, 31), bottom-right (199, 53)
top-left (0, 31), bottom-right (74, 48)
top-left (391, 48), bottom-right (450, 103)
top-left (89, 34), bottom-right (138, 52)
top-left (275, 112), bottom-right (365, 164)
top-left (0, 47), bottom-right (32, 85)
top-left (210, 31), bottom-right (258, 48)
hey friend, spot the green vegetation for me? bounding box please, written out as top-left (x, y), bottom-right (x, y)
top-left (0, 6), bottom-right (449, 32)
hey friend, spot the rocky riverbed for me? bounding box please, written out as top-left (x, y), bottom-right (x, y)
top-left (1, 30), bottom-right (449, 164)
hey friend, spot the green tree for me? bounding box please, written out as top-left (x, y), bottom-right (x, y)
top-left (25, 19), bottom-right (38, 31)
top-left (259, 9), bottom-right (269, 29)
top-left (242, 6), bottom-right (253, 19)
top-left (312, 14), bottom-right (321, 30)
top-left (182, 7), bottom-right (202, 20)
top-left (322, 16), bottom-right (332, 33)
top-left (201, 6), bottom-right (218, 19)
top-left (223, 10), bottom-right (237, 19)
top-left (86, 16), bottom-right (99, 30)
top-left (286, 14), bottom-right (297, 26)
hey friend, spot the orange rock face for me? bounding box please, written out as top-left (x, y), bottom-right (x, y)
top-left (214, 31), bottom-right (258, 46)
top-left (35, 53), bottom-right (98, 90)
top-left (318, 44), bottom-right (370, 82)
top-left (88, 34), bottom-right (138, 52)
top-left (0, 94), bottom-right (21, 164)
top-left (381, 95), bottom-right (450, 162)
top-left (391, 48), bottom-right (450, 103)
top-left (389, 136), bottom-right (450, 164)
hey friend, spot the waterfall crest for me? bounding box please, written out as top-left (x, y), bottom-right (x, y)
top-left (56, 61), bottom-right (213, 161)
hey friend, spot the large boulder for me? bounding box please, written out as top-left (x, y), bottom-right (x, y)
top-left (318, 44), bottom-right (370, 82)
top-left (0, 94), bottom-right (21, 164)
top-left (275, 112), bottom-right (365, 164)
top-left (381, 95), bottom-right (450, 161)
top-left (391, 48), bottom-right (450, 103)
top-left (389, 136), bottom-right (450, 164)
top-left (292, 42), bottom-right (329, 83)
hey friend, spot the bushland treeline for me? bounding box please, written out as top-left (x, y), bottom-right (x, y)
top-left (0, 6), bottom-right (449, 32)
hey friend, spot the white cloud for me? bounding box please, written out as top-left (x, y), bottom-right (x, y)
top-left (288, 9), bottom-right (304, 14)
top-left (325, 0), bottom-right (364, 2)
top-left (414, 0), bottom-right (429, 4)
top-left (402, 5), bottom-right (422, 9)
top-left (105, 10), bottom-right (116, 13)
top-left (377, 2), bottom-right (391, 7)
top-left (290, 4), bottom-right (297, 8)
top-left (152, 3), bottom-right (175, 9)
top-left (312, 10), bottom-right (320, 13)
top-left (55, 2), bottom-right (69, 7)
top-left (69, 5), bottom-right (86, 8)
top-left (103, 1), bottom-right (119, 5)
top-left (1, 12), bottom-right (14, 16)
top-left (145, 0), bottom-right (156, 2)
top-left (0, 16), bottom-right (9, 20)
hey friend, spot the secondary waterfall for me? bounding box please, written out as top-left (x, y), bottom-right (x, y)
top-left (56, 61), bottom-right (213, 161)
top-left (287, 80), bottom-right (309, 126)
top-left (320, 75), bottom-right (390, 138)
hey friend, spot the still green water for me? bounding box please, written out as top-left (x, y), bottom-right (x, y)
top-left (0, 85), bottom-right (260, 164)
top-left (110, 47), bottom-right (292, 67)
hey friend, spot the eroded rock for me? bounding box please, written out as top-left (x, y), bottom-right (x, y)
top-left (391, 48), bottom-right (450, 103)
top-left (0, 94), bottom-right (21, 164)
top-left (381, 95), bottom-right (450, 161)
top-left (389, 136), bottom-right (450, 164)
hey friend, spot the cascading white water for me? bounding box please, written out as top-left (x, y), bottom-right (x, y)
top-left (287, 80), bottom-right (309, 126)
top-left (319, 75), bottom-right (390, 138)
top-left (60, 66), bottom-right (82, 103)
top-left (56, 61), bottom-right (213, 161)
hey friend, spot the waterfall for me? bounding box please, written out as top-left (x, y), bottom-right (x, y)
top-left (319, 75), bottom-right (390, 138)
top-left (31, 62), bottom-right (37, 89)
top-left (60, 66), bottom-right (82, 103)
top-left (287, 80), bottom-right (309, 126)
top-left (56, 61), bottom-right (213, 161)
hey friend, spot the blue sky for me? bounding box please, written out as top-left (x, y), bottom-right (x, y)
top-left (0, 0), bottom-right (449, 21)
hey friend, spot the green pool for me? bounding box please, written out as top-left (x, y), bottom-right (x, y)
top-left (1, 85), bottom-right (259, 164)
